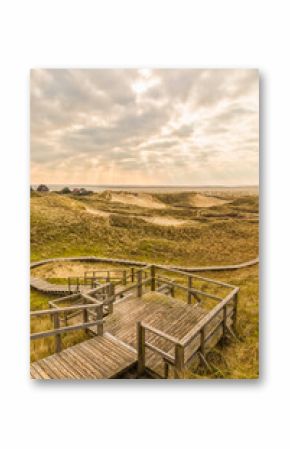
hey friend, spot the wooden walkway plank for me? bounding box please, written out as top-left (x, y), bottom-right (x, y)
top-left (31, 334), bottom-right (136, 380)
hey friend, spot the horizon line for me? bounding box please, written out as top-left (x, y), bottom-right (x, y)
top-left (31, 183), bottom-right (259, 188)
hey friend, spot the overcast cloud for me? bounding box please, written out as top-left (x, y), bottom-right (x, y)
top-left (31, 68), bottom-right (259, 185)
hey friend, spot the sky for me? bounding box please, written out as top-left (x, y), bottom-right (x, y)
top-left (30, 69), bottom-right (259, 186)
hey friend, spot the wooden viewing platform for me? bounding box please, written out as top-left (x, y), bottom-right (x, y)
top-left (30, 263), bottom-right (239, 379)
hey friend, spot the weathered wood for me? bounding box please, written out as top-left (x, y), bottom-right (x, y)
top-left (151, 265), bottom-right (156, 291)
top-left (137, 322), bottom-right (145, 375)
top-left (187, 276), bottom-right (192, 304)
top-left (222, 305), bottom-right (227, 341)
top-left (141, 323), bottom-right (181, 345)
top-left (232, 292), bottom-right (238, 332)
top-left (156, 276), bottom-right (223, 302)
top-left (164, 362), bottom-right (169, 379)
top-left (181, 287), bottom-right (239, 346)
top-left (31, 256), bottom-right (258, 273)
top-left (174, 344), bottom-right (185, 379)
top-left (96, 305), bottom-right (103, 336)
top-left (137, 270), bottom-right (143, 297)
top-left (31, 302), bottom-right (104, 317)
top-left (53, 314), bottom-right (62, 353)
top-left (145, 341), bottom-right (175, 363)
top-left (31, 260), bottom-right (240, 379)
top-left (31, 335), bottom-right (137, 380)
top-left (31, 320), bottom-right (103, 340)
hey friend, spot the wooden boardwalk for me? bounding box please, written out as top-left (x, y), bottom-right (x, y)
top-left (31, 255), bottom-right (259, 273)
top-left (102, 293), bottom-right (231, 377)
top-left (30, 333), bottom-right (136, 379)
top-left (30, 263), bottom-right (239, 379)
top-left (30, 276), bottom-right (91, 295)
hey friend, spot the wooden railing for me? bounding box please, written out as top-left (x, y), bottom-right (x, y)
top-left (84, 269), bottom-right (129, 286)
top-left (30, 303), bottom-right (105, 353)
top-left (49, 283), bottom-right (114, 321)
top-left (136, 265), bottom-right (239, 378)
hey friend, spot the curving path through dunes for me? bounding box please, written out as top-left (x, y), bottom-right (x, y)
top-left (31, 256), bottom-right (259, 272)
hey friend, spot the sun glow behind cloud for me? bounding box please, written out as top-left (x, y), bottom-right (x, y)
top-left (31, 68), bottom-right (259, 186)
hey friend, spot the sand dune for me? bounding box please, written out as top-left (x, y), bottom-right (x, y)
top-left (85, 208), bottom-right (110, 217)
top-left (110, 192), bottom-right (167, 209)
top-left (141, 216), bottom-right (190, 226)
top-left (190, 193), bottom-right (231, 208)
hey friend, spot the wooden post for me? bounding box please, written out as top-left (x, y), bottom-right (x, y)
top-left (171, 285), bottom-right (175, 298)
top-left (122, 270), bottom-right (127, 285)
top-left (187, 276), bottom-right (192, 304)
top-left (137, 270), bottom-right (143, 297)
top-left (108, 283), bottom-right (114, 314)
top-left (232, 292), bottom-right (238, 332)
top-left (222, 305), bottom-right (227, 342)
top-left (164, 362), bottom-right (169, 379)
top-left (200, 327), bottom-right (205, 356)
top-left (96, 305), bottom-right (103, 336)
top-left (68, 277), bottom-right (71, 294)
top-left (137, 322), bottom-right (145, 376)
top-left (107, 270), bottom-right (110, 283)
top-left (53, 313), bottom-right (62, 353)
top-left (76, 277), bottom-right (80, 292)
top-left (174, 344), bottom-right (185, 379)
top-left (131, 267), bottom-right (135, 282)
top-left (84, 272), bottom-right (87, 286)
top-left (83, 307), bottom-right (88, 334)
top-left (150, 265), bottom-right (156, 291)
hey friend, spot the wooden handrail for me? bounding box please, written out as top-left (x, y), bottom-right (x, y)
top-left (181, 287), bottom-right (239, 346)
top-left (156, 276), bottom-right (223, 301)
top-left (154, 265), bottom-right (235, 289)
top-left (30, 320), bottom-right (103, 340)
top-left (30, 302), bottom-right (103, 317)
top-left (141, 322), bottom-right (182, 345)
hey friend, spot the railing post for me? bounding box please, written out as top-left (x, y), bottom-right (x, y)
top-left (123, 270), bottom-right (127, 285)
top-left (171, 285), bottom-right (175, 298)
top-left (187, 276), bottom-right (192, 304)
top-left (174, 344), bottom-right (185, 379)
top-left (150, 265), bottom-right (156, 291)
top-left (222, 305), bottom-right (227, 342)
top-left (96, 305), bottom-right (103, 336)
top-left (131, 267), bottom-right (135, 282)
top-left (232, 291), bottom-right (238, 332)
top-left (53, 313), bottom-right (62, 353)
top-left (83, 307), bottom-right (89, 334)
top-left (106, 270), bottom-right (110, 283)
top-left (137, 270), bottom-right (143, 297)
top-left (164, 362), bottom-right (169, 379)
top-left (68, 277), bottom-right (71, 294)
top-left (137, 322), bottom-right (145, 376)
top-left (76, 277), bottom-right (80, 292)
top-left (108, 283), bottom-right (114, 314)
top-left (200, 327), bottom-right (205, 356)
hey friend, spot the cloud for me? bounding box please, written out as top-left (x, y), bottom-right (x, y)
top-left (30, 68), bottom-right (259, 185)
